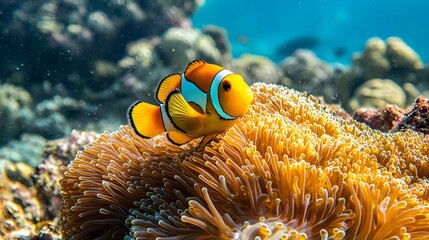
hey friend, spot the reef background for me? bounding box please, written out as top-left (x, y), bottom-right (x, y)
top-left (192, 0), bottom-right (429, 64)
top-left (0, 1), bottom-right (429, 239)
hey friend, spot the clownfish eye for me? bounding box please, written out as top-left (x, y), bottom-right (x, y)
top-left (222, 81), bottom-right (231, 91)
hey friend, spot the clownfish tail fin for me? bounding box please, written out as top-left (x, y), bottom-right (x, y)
top-left (128, 101), bottom-right (165, 138)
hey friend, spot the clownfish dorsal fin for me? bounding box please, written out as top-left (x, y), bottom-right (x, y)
top-left (184, 59), bottom-right (207, 77)
top-left (165, 89), bottom-right (204, 134)
top-left (156, 73), bottom-right (181, 104)
top-left (167, 131), bottom-right (193, 145)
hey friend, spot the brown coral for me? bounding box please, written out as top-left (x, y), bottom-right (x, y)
top-left (0, 161), bottom-right (60, 239)
top-left (348, 78), bottom-right (406, 112)
top-left (353, 105), bottom-right (405, 132)
top-left (394, 96), bottom-right (429, 135)
top-left (334, 37), bottom-right (425, 108)
top-left (60, 83), bottom-right (429, 239)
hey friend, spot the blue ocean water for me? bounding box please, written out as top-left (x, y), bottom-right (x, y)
top-left (192, 0), bottom-right (429, 65)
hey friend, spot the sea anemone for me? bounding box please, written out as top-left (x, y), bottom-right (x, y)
top-left (60, 83), bottom-right (429, 239)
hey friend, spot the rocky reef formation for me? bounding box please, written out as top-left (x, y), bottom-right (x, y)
top-left (0, 134), bottom-right (46, 167)
top-left (0, 0), bottom-right (205, 145)
top-left (0, 83), bottom-right (34, 144)
top-left (348, 78), bottom-right (406, 112)
top-left (355, 96), bottom-right (429, 135)
top-left (335, 37), bottom-right (428, 112)
top-left (1, 0), bottom-right (202, 88)
top-left (0, 160), bottom-right (57, 239)
top-left (60, 83), bottom-right (429, 239)
top-left (395, 96), bottom-right (429, 134)
top-left (280, 49), bottom-right (344, 102)
top-left (114, 25), bottom-right (231, 105)
top-left (232, 54), bottom-right (284, 85)
top-left (353, 105), bottom-right (405, 133)
top-left (0, 130), bottom-right (97, 239)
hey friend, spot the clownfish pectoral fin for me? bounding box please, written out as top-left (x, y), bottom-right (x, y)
top-left (200, 133), bottom-right (218, 145)
top-left (128, 101), bottom-right (165, 138)
top-left (165, 89), bottom-right (204, 134)
top-left (184, 59), bottom-right (206, 76)
top-left (156, 73), bottom-right (181, 104)
top-left (167, 131), bottom-right (193, 145)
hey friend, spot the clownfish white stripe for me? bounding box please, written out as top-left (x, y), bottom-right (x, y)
top-left (160, 104), bottom-right (174, 131)
top-left (210, 69), bottom-right (235, 120)
top-left (180, 73), bottom-right (207, 113)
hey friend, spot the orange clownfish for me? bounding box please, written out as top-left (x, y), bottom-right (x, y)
top-left (128, 59), bottom-right (253, 145)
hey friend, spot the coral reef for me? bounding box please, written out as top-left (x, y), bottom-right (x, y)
top-left (1, 2), bottom-right (429, 238)
top-left (201, 25), bottom-right (232, 62)
top-left (0, 0), bottom-right (205, 145)
top-left (0, 134), bottom-right (46, 167)
top-left (110, 26), bottom-right (231, 110)
top-left (0, 82), bottom-right (100, 145)
top-left (348, 78), bottom-right (406, 112)
top-left (34, 130), bottom-right (99, 223)
top-left (159, 27), bottom-right (225, 70)
top-left (3, 3), bottom-right (425, 148)
top-left (386, 37), bottom-right (423, 70)
top-left (0, 83), bottom-right (34, 144)
top-left (280, 50), bottom-right (344, 103)
top-left (0, 129), bottom-right (97, 239)
top-left (232, 54), bottom-right (283, 85)
top-left (0, 0), bottom-right (203, 86)
top-left (60, 83), bottom-right (429, 239)
top-left (0, 160), bottom-right (60, 239)
top-left (394, 96), bottom-right (429, 135)
top-left (353, 105), bottom-right (405, 132)
top-left (31, 96), bottom-right (81, 139)
top-left (354, 96), bottom-right (429, 135)
top-left (335, 37), bottom-right (427, 107)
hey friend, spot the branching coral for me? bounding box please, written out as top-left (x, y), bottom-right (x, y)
top-left (60, 83), bottom-right (429, 239)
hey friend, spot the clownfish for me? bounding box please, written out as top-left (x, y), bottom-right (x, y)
top-left (128, 59), bottom-right (253, 145)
